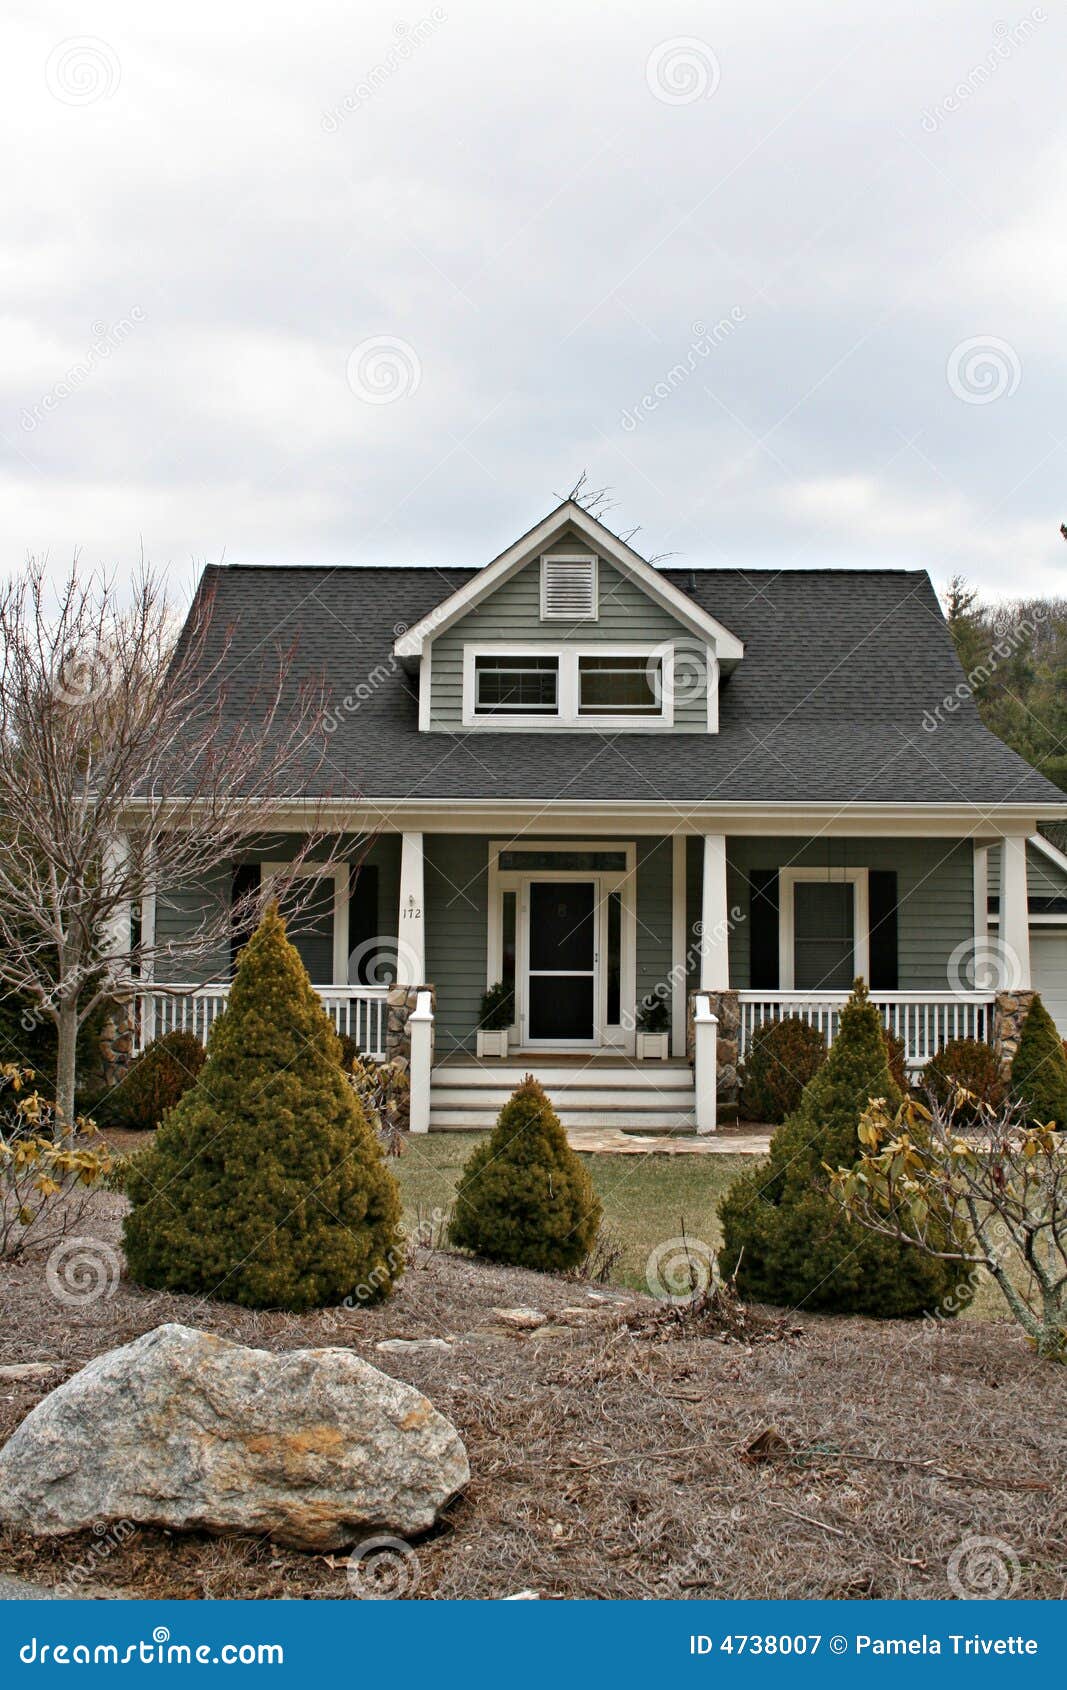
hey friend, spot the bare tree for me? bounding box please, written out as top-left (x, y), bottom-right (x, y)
top-left (831, 1093), bottom-right (1067, 1360)
top-left (0, 560), bottom-right (341, 1127)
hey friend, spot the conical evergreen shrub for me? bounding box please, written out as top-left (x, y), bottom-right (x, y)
top-left (1010, 994), bottom-right (1067, 1128)
top-left (123, 905), bottom-right (403, 1310)
top-left (718, 981), bottom-right (965, 1317)
top-left (448, 1075), bottom-right (602, 1272)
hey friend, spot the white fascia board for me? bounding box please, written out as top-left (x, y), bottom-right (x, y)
top-left (392, 501), bottom-right (745, 663)
top-left (122, 796), bottom-right (1067, 837)
top-left (1029, 830), bottom-right (1067, 877)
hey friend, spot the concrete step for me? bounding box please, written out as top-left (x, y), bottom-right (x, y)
top-left (431, 1063), bottom-right (692, 1091)
top-left (428, 1107), bottom-right (698, 1132)
top-left (430, 1085), bottom-right (696, 1110)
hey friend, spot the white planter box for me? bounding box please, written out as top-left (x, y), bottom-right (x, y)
top-left (476, 1028), bottom-right (510, 1058)
top-left (636, 1031), bottom-right (670, 1060)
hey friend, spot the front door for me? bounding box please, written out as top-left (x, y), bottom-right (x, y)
top-left (524, 880), bottom-right (597, 1045)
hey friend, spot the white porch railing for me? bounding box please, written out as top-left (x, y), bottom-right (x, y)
top-left (134, 984), bottom-right (390, 1058)
top-left (736, 991), bottom-right (996, 1071)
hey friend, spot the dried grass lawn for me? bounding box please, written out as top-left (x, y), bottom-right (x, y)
top-left (0, 1136), bottom-right (1062, 1600)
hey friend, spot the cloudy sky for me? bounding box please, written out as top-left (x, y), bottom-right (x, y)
top-left (3, 0), bottom-right (1065, 602)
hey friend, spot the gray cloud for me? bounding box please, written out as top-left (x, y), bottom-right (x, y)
top-left (2, 0), bottom-right (1064, 598)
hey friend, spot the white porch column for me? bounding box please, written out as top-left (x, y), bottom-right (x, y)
top-left (671, 833), bottom-right (687, 1057)
top-left (102, 832), bottom-right (131, 975)
top-left (699, 833), bottom-right (730, 990)
top-left (1000, 835), bottom-right (1031, 989)
top-left (693, 992), bottom-right (718, 1134)
top-left (398, 832), bottom-right (426, 985)
top-left (407, 989), bottom-right (434, 1134)
top-left (972, 842), bottom-right (990, 990)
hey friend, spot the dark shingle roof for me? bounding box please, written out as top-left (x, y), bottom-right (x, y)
top-left (186, 562), bottom-right (1064, 807)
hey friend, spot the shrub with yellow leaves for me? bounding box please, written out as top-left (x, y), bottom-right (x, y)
top-left (0, 1062), bottom-right (112, 1259)
top-left (832, 1090), bottom-right (1067, 1360)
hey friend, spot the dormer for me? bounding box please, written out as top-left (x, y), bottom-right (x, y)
top-left (394, 502), bottom-right (743, 735)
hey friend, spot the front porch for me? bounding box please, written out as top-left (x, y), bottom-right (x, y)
top-left (133, 823), bottom-right (1036, 1134)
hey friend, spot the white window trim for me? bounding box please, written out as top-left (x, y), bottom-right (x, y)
top-left (461, 642), bottom-right (675, 730)
top-left (539, 551), bottom-right (598, 622)
top-left (260, 860), bottom-right (349, 985)
top-left (778, 867), bottom-right (869, 991)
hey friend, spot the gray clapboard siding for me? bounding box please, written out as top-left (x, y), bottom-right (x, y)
top-left (635, 837), bottom-right (674, 1011)
top-left (153, 833), bottom-right (401, 985)
top-left (986, 839), bottom-right (1067, 900)
top-left (428, 541), bottom-right (709, 731)
top-left (424, 835), bottom-right (490, 1056)
top-left (685, 836), bottom-right (976, 991)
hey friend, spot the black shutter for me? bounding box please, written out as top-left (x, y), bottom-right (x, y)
top-left (749, 869), bottom-right (779, 989)
top-left (230, 863), bottom-right (260, 977)
top-left (349, 862), bottom-right (379, 985)
top-left (868, 870), bottom-right (898, 990)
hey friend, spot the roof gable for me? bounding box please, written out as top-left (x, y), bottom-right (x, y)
top-left (392, 502), bottom-right (744, 664)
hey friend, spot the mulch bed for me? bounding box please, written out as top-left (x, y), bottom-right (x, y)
top-left (0, 1188), bottom-right (1064, 1600)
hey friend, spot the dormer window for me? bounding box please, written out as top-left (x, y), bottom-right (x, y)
top-left (540, 552), bottom-right (597, 621)
top-left (474, 654), bottom-right (558, 715)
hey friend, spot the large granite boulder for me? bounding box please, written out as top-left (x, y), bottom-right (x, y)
top-left (0, 1323), bottom-right (467, 1551)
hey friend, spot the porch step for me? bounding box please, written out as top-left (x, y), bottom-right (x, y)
top-left (429, 1109), bottom-right (698, 1132)
top-left (428, 1061), bottom-right (697, 1133)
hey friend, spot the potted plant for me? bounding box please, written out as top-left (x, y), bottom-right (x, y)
top-left (476, 980), bottom-right (514, 1058)
top-left (636, 993), bottom-right (670, 1060)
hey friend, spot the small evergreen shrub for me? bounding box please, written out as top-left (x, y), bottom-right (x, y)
top-left (882, 1028), bottom-right (908, 1097)
top-left (637, 993), bottom-right (670, 1034)
top-left (448, 1075), bottom-right (602, 1272)
top-left (102, 1030), bottom-right (206, 1131)
top-left (719, 981), bottom-right (966, 1317)
top-left (922, 1037), bottom-right (1004, 1125)
top-left (123, 905), bottom-right (404, 1311)
top-left (1011, 995), bottom-right (1067, 1129)
top-left (740, 1016), bottom-right (827, 1124)
top-left (478, 981), bottom-right (514, 1031)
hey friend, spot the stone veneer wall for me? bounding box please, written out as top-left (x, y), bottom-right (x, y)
top-left (992, 989), bottom-right (1036, 1082)
top-left (99, 1008), bottom-right (138, 1091)
top-left (385, 984), bottom-right (436, 1068)
top-left (687, 988), bottom-right (740, 1119)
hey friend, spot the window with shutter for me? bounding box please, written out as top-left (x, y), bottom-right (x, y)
top-left (540, 552), bottom-right (597, 620)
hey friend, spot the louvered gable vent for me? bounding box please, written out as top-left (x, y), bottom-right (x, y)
top-left (540, 552), bottom-right (597, 621)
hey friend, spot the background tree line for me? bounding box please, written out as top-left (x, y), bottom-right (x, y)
top-left (944, 575), bottom-right (1067, 848)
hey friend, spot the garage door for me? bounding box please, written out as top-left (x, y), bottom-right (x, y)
top-left (1031, 929), bottom-right (1067, 1036)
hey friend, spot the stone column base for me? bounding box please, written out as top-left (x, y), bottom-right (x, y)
top-left (993, 989), bottom-right (1035, 1082)
top-left (687, 989), bottom-right (740, 1118)
top-left (99, 1009), bottom-right (138, 1089)
top-left (386, 984), bottom-right (436, 1068)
